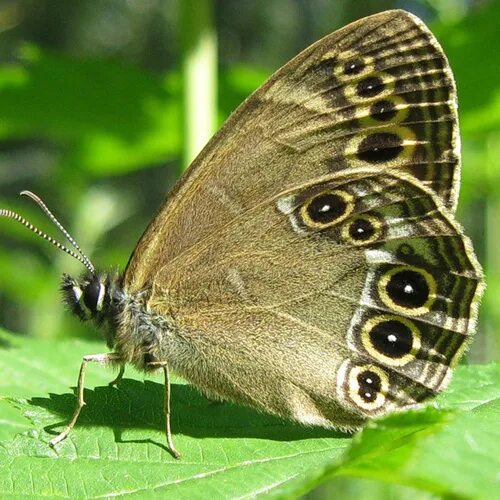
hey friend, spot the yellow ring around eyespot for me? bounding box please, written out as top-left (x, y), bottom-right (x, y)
top-left (345, 125), bottom-right (417, 168)
top-left (331, 51), bottom-right (375, 81)
top-left (341, 213), bottom-right (383, 246)
top-left (378, 265), bottom-right (437, 316)
top-left (348, 364), bottom-right (389, 411)
top-left (343, 71), bottom-right (396, 104)
top-left (361, 314), bottom-right (421, 367)
top-left (300, 190), bottom-right (355, 229)
top-left (356, 95), bottom-right (410, 127)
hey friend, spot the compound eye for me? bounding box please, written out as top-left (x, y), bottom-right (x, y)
top-left (83, 276), bottom-right (103, 312)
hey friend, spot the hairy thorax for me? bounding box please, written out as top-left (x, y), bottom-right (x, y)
top-left (114, 287), bottom-right (176, 371)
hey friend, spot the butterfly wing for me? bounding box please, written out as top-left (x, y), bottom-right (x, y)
top-left (145, 169), bottom-right (482, 427)
top-left (125, 10), bottom-right (460, 293)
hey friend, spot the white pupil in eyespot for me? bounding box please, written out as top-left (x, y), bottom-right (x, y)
top-left (320, 204), bottom-right (331, 213)
top-left (365, 377), bottom-right (373, 385)
top-left (388, 334), bottom-right (397, 343)
top-left (404, 284), bottom-right (414, 294)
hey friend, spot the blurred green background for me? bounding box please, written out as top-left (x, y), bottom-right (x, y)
top-left (0, 0), bottom-right (498, 497)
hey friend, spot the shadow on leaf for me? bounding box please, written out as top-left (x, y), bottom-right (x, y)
top-left (30, 378), bottom-right (345, 446)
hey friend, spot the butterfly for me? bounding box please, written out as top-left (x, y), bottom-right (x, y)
top-left (0, 10), bottom-right (484, 458)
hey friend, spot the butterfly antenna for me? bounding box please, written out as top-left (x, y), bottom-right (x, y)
top-left (19, 191), bottom-right (95, 271)
top-left (0, 192), bottom-right (95, 273)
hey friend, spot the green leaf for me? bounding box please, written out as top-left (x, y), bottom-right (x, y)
top-left (435, 0), bottom-right (500, 136)
top-left (288, 364), bottom-right (500, 499)
top-left (0, 331), bottom-right (349, 497)
top-left (0, 330), bottom-right (498, 498)
top-left (0, 46), bottom-right (269, 179)
top-left (0, 45), bottom-right (181, 175)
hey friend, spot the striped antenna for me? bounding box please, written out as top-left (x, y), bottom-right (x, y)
top-left (0, 192), bottom-right (95, 273)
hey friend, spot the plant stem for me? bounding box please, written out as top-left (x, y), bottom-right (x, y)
top-left (179, 0), bottom-right (217, 171)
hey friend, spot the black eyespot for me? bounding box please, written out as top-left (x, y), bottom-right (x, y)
top-left (357, 370), bottom-right (381, 402)
top-left (369, 319), bottom-right (414, 358)
top-left (305, 192), bottom-right (349, 225)
top-left (83, 276), bottom-right (101, 312)
top-left (370, 100), bottom-right (397, 121)
top-left (357, 76), bottom-right (385, 98)
top-left (348, 217), bottom-right (376, 241)
top-left (386, 269), bottom-right (430, 309)
top-left (343, 58), bottom-right (365, 76)
top-left (357, 133), bottom-right (403, 163)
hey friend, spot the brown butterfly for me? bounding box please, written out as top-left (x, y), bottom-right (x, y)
top-left (0, 10), bottom-right (484, 458)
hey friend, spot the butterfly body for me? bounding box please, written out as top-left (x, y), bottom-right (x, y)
top-left (5, 9), bottom-right (483, 455)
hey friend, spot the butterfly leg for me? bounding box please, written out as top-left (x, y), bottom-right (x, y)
top-left (108, 365), bottom-right (125, 387)
top-left (49, 352), bottom-right (121, 447)
top-left (147, 361), bottom-right (180, 459)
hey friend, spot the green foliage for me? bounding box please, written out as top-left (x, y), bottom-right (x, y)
top-left (0, 330), bottom-right (498, 498)
top-left (435, 0), bottom-right (500, 202)
top-left (0, 45), bottom-right (181, 175)
top-left (435, 0), bottom-right (500, 365)
top-left (435, 0), bottom-right (500, 137)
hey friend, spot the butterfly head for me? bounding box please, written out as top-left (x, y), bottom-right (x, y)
top-left (61, 271), bottom-right (111, 322)
top-left (1, 191), bottom-right (124, 341)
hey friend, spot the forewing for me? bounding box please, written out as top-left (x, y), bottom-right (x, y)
top-left (125, 10), bottom-right (459, 292)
